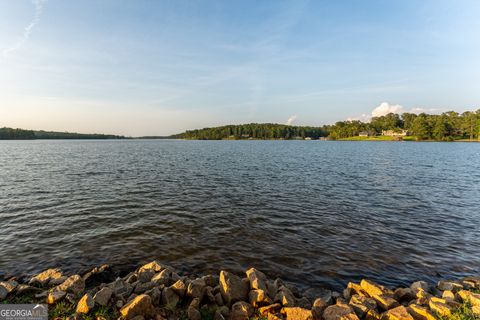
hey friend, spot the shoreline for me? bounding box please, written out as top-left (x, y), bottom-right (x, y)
top-left (1, 261), bottom-right (479, 320)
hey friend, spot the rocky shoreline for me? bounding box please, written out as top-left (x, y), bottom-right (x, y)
top-left (1, 261), bottom-right (479, 320)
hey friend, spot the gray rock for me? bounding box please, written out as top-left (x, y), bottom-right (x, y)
top-left (187, 306), bottom-right (201, 320)
top-left (219, 271), bottom-right (248, 305)
top-left (187, 278), bottom-right (206, 300)
top-left (76, 293), bottom-right (95, 314)
top-left (161, 287), bottom-right (179, 308)
top-left (29, 269), bottom-right (63, 287)
top-left (230, 301), bottom-right (253, 320)
top-left (151, 269), bottom-right (171, 286)
top-left (246, 268), bottom-right (268, 292)
top-left (137, 270), bottom-right (155, 283)
top-left (93, 287), bottom-right (113, 306)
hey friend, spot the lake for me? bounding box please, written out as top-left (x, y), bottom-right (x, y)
top-left (0, 139), bottom-right (479, 290)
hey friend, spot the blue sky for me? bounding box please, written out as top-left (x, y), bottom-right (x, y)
top-left (1, 0), bottom-right (479, 136)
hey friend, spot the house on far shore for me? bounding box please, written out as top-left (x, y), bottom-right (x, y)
top-left (381, 129), bottom-right (408, 137)
top-left (358, 131), bottom-right (369, 137)
top-left (305, 137), bottom-right (312, 140)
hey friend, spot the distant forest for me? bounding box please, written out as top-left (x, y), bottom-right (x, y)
top-left (0, 127), bottom-right (125, 140)
top-left (174, 110), bottom-right (480, 141)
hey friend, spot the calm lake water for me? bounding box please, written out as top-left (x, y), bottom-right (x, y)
top-left (1, 140), bottom-right (479, 290)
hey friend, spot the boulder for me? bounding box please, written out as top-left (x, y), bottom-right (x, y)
top-left (410, 282), bottom-right (429, 293)
top-left (407, 304), bottom-right (436, 320)
top-left (109, 279), bottom-right (134, 298)
top-left (215, 292), bottom-right (224, 306)
top-left (57, 275), bottom-right (85, 296)
top-left (381, 306), bottom-right (414, 320)
top-left (437, 281), bottom-right (463, 293)
top-left (170, 279), bottom-right (186, 297)
top-left (76, 293), bottom-right (95, 314)
top-left (394, 288), bottom-right (415, 302)
top-left (139, 261), bottom-right (164, 272)
top-left (47, 289), bottom-right (66, 304)
top-left (138, 269), bottom-right (155, 283)
top-left (366, 310), bottom-right (382, 320)
top-left (249, 289), bottom-right (272, 307)
top-left (230, 301), bottom-right (253, 320)
top-left (428, 299), bottom-right (452, 317)
top-left (360, 280), bottom-right (389, 297)
top-left (187, 306), bottom-right (201, 320)
top-left (457, 290), bottom-right (480, 306)
top-left (120, 294), bottom-right (155, 320)
top-left (202, 275), bottom-right (220, 287)
top-left (219, 271), bottom-right (249, 305)
top-left (246, 268), bottom-right (268, 292)
top-left (0, 285), bottom-right (8, 300)
top-left (259, 303), bottom-right (282, 315)
top-left (29, 268), bottom-right (64, 287)
top-left (94, 287), bottom-right (113, 306)
top-left (0, 281), bottom-right (16, 299)
top-left (312, 296), bottom-right (331, 319)
top-left (83, 264), bottom-right (115, 288)
top-left (161, 287), bottom-right (179, 308)
top-left (187, 278), bottom-right (206, 300)
top-left (281, 307), bottom-right (313, 320)
top-left (442, 290), bottom-right (455, 300)
top-left (145, 287), bottom-right (161, 306)
top-left (274, 286), bottom-right (296, 307)
top-left (15, 284), bottom-right (42, 296)
top-left (323, 303), bottom-right (359, 320)
top-left (152, 269), bottom-right (171, 286)
top-left (349, 295), bottom-right (377, 318)
top-left (373, 294), bottom-right (399, 311)
top-left (297, 297), bottom-right (312, 309)
top-left (345, 283), bottom-right (366, 297)
top-left (134, 281), bottom-right (156, 294)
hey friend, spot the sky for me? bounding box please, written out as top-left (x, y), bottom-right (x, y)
top-left (0, 0), bottom-right (479, 136)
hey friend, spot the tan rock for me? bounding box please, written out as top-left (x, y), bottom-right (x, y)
top-left (472, 305), bottom-right (480, 316)
top-left (94, 287), bottom-right (113, 306)
top-left (230, 301), bottom-right (253, 320)
top-left (323, 303), bottom-right (359, 320)
top-left (29, 268), bottom-right (64, 287)
top-left (442, 290), bottom-right (455, 300)
top-left (360, 280), bottom-right (388, 297)
top-left (151, 269), bottom-right (171, 286)
top-left (219, 271), bottom-right (249, 305)
top-left (282, 307), bottom-right (313, 320)
top-left (415, 289), bottom-right (431, 300)
top-left (366, 310), bottom-right (382, 320)
top-left (457, 290), bottom-right (480, 306)
top-left (373, 294), bottom-right (399, 311)
top-left (259, 303), bottom-right (282, 315)
top-left (407, 304), bottom-right (436, 320)
top-left (349, 295), bottom-right (377, 318)
top-left (57, 275), bottom-right (85, 296)
top-left (249, 289), bottom-right (272, 308)
top-left (47, 289), bottom-right (66, 304)
top-left (139, 261), bottom-right (164, 272)
top-left (428, 299), bottom-right (452, 317)
top-left (346, 283), bottom-right (367, 297)
top-left (381, 306), bottom-right (414, 320)
top-left (76, 293), bottom-right (94, 314)
top-left (246, 268), bottom-right (268, 292)
top-left (170, 279), bottom-right (186, 297)
top-left (120, 294), bottom-right (154, 320)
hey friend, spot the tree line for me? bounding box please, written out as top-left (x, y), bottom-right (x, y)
top-left (327, 110), bottom-right (480, 140)
top-left (0, 127), bottom-right (126, 140)
top-left (173, 109), bottom-right (480, 141)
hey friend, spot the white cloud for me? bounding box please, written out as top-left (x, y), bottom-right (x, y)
top-left (347, 102), bottom-right (444, 122)
top-left (371, 102), bottom-right (405, 117)
top-left (3, 0), bottom-right (46, 57)
top-left (286, 115), bottom-right (297, 125)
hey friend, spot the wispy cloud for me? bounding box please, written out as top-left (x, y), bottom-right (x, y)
top-left (3, 0), bottom-right (46, 57)
top-left (286, 115), bottom-right (297, 125)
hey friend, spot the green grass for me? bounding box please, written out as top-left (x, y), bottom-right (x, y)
top-left (440, 301), bottom-right (480, 320)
